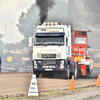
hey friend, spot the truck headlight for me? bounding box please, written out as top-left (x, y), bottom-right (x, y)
top-left (34, 66), bottom-right (38, 69)
top-left (34, 61), bottom-right (37, 69)
top-left (60, 65), bottom-right (64, 69)
top-left (61, 60), bottom-right (64, 65)
top-left (60, 60), bottom-right (64, 69)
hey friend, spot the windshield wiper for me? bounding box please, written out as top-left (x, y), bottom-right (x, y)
top-left (47, 42), bottom-right (61, 46)
top-left (35, 43), bottom-right (47, 46)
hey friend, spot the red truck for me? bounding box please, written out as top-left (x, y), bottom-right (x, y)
top-left (71, 30), bottom-right (93, 78)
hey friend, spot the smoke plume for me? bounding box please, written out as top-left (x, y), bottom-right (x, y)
top-left (36, 0), bottom-right (55, 24)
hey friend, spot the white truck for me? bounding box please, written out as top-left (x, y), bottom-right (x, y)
top-left (29, 22), bottom-right (80, 78)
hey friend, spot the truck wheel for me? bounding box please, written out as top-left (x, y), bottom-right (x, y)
top-left (75, 64), bottom-right (82, 79)
top-left (74, 63), bottom-right (78, 79)
top-left (63, 65), bottom-right (70, 79)
top-left (77, 65), bottom-right (82, 78)
top-left (69, 63), bottom-right (78, 79)
top-left (33, 71), bottom-right (40, 78)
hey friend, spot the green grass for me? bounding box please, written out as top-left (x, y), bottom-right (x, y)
top-left (0, 86), bottom-right (100, 100)
top-left (40, 86), bottom-right (100, 96)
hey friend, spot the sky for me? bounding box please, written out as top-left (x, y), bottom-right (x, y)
top-left (0, 0), bottom-right (36, 43)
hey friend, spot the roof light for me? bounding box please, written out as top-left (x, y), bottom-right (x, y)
top-left (51, 22), bottom-right (54, 25)
top-left (43, 22), bottom-right (46, 26)
top-left (55, 22), bottom-right (58, 25)
top-left (47, 22), bottom-right (50, 25)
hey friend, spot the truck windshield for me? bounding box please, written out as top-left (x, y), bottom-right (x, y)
top-left (75, 37), bottom-right (86, 44)
top-left (34, 36), bottom-right (64, 46)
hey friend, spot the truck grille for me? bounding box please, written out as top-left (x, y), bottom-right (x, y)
top-left (42, 54), bottom-right (56, 58)
top-left (42, 60), bottom-right (56, 65)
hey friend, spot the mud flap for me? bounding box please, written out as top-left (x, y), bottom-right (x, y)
top-left (81, 65), bottom-right (91, 77)
top-left (77, 64), bottom-right (82, 78)
top-left (81, 65), bottom-right (86, 76)
top-left (69, 61), bottom-right (75, 73)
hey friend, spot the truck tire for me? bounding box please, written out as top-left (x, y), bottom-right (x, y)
top-left (77, 65), bottom-right (82, 78)
top-left (33, 71), bottom-right (40, 78)
top-left (70, 63), bottom-right (80, 79)
top-left (74, 63), bottom-right (78, 79)
top-left (63, 65), bottom-right (70, 79)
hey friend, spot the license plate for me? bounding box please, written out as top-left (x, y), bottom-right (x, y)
top-left (45, 69), bottom-right (52, 71)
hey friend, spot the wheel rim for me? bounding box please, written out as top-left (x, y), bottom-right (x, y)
top-left (7, 56), bottom-right (13, 62)
top-left (67, 65), bottom-right (70, 78)
top-left (75, 65), bottom-right (77, 78)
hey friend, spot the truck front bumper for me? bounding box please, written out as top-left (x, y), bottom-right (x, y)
top-left (33, 59), bottom-right (68, 72)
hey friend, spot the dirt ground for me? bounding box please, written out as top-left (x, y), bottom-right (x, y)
top-left (0, 72), bottom-right (98, 99)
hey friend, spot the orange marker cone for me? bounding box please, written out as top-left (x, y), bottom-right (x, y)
top-left (70, 75), bottom-right (75, 90)
top-left (96, 75), bottom-right (100, 86)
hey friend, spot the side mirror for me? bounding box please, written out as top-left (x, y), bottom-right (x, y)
top-left (66, 38), bottom-right (68, 45)
top-left (29, 37), bottom-right (33, 47)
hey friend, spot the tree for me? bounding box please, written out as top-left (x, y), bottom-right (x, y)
top-left (18, 39), bottom-right (29, 50)
top-left (16, 4), bottom-right (39, 39)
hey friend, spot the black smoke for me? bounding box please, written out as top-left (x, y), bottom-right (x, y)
top-left (48, 0), bottom-right (68, 25)
top-left (36, 0), bottom-right (55, 24)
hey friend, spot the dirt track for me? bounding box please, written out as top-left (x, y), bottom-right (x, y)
top-left (0, 72), bottom-right (97, 98)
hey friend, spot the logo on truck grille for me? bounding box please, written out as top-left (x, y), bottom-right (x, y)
top-left (42, 61), bottom-right (56, 65)
top-left (42, 54), bottom-right (56, 58)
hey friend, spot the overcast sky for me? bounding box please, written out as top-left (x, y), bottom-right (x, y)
top-left (0, 0), bottom-right (36, 43)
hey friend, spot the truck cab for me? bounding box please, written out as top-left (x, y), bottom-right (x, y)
top-left (29, 22), bottom-right (72, 78)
